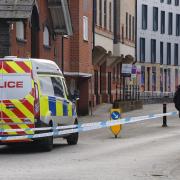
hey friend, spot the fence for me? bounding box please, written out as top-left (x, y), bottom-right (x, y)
top-left (119, 85), bottom-right (174, 104)
top-left (139, 91), bottom-right (174, 104)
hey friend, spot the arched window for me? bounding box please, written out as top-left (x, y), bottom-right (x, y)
top-left (109, 2), bottom-right (112, 31)
top-left (104, 0), bottom-right (107, 29)
top-left (99, 0), bottom-right (102, 26)
top-left (16, 21), bottom-right (25, 40)
top-left (43, 26), bottom-right (50, 46)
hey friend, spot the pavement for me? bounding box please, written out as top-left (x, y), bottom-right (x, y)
top-left (0, 103), bottom-right (180, 180)
top-left (79, 103), bottom-right (112, 123)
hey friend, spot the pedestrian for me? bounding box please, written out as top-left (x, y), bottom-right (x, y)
top-left (173, 85), bottom-right (180, 118)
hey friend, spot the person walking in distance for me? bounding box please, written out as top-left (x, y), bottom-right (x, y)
top-left (173, 85), bottom-right (180, 118)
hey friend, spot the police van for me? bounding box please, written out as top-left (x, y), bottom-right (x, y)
top-left (0, 56), bottom-right (79, 151)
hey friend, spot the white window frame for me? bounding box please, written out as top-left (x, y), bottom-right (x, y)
top-left (83, 16), bottom-right (88, 41)
top-left (43, 26), bottom-right (50, 46)
top-left (16, 21), bottom-right (25, 40)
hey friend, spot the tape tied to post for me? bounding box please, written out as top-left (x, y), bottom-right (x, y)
top-left (0, 111), bottom-right (178, 141)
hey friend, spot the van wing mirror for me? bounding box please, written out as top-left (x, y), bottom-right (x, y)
top-left (73, 90), bottom-right (80, 101)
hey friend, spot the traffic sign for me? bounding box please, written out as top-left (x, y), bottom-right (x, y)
top-left (111, 111), bottom-right (121, 120)
top-left (110, 109), bottom-right (122, 138)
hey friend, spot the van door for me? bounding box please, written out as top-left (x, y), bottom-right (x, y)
top-left (1, 61), bottom-right (35, 136)
top-left (0, 61), bottom-right (3, 136)
top-left (38, 75), bottom-right (73, 126)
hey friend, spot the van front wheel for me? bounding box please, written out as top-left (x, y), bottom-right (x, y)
top-left (66, 120), bottom-right (79, 145)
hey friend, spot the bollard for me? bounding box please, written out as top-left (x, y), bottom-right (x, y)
top-left (162, 103), bottom-right (168, 127)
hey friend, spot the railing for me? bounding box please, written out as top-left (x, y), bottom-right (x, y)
top-left (119, 85), bottom-right (140, 101)
top-left (139, 91), bottom-right (174, 104)
top-left (118, 85), bottom-right (174, 104)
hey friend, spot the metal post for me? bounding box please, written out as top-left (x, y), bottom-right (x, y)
top-left (162, 103), bottom-right (167, 127)
top-left (123, 77), bottom-right (125, 101)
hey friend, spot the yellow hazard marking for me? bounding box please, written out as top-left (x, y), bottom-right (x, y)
top-left (6, 61), bottom-right (25, 73)
top-left (110, 109), bottom-right (122, 138)
top-left (1, 103), bottom-right (34, 135)
top-left (25, 94), bottom-right (34, 106)
top-left (10, 100), bottom-right (33, 117)
top-left (68, 103), bottom-right (73, 117)
top-left (1, 69), bottom-right (7, 74)
top-left (40, 97), bottom-right (49, 117)
top-left (56, 101), bottom-right (63, 116)
top-left (24, 61), bottom-right (32, 70)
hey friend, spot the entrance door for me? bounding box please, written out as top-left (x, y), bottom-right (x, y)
top-left (0, 21), bottom-right (10, 57)
top-left (31, 6), bottom-right (39, 58)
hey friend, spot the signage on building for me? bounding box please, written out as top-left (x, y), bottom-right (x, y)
top-left (131, 65), bottom-right (137, 79)
top-left (121, 64), bottom-right (132, 77)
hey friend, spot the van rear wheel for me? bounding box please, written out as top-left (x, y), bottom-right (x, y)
top-left (41, 135), bottom-right (53, 151)
top-left (66, 120), bottom-right (79, 145)
top-left (38, 122), bottom-right (53, 151)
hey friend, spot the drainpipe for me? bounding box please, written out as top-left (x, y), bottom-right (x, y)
top-left (113, 0), bottom-right (117, 44)
top-left (61, 36), bottom-right (64, 74)
top-left (134, 0), bottom-right (137, 64)
top-left (93, 0), bottom-right (96, 49)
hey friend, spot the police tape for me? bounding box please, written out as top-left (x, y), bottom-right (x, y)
top-left (0, 111), bottom-right (178, 141)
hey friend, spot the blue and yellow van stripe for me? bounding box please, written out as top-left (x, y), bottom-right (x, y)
top-left (40, 96), bottom-right (75, 117)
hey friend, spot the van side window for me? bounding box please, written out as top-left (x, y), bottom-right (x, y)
top-left (38, 76), bottom-right (54, 96)
top-left (51, 77), bottom-right (64, 98)
top-left (62, 79), bottom-right (70, 99)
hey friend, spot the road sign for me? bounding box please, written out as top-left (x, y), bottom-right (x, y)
top-left (110, 109), bottom-right (122, 138)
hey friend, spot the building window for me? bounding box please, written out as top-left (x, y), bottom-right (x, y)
top-left (129, 14), bottom-right (132, 41)
top-left (109, 2), bottom-right (112, 31)
top-left (132, 16), bottom-right (135, 41)
top-left (151, 39), bottom-right (156, 63)
top-left (167, 0), bottom-right (171, 4)
top-left (161, 11), bottom-right (165, 34)
top-left (140, 38), bottom-right (145, 62)
top-left (83, 0), bottom-right (88, 12)
top-left (83, 16), bottom-right (88, 41)
top-left (16, 21), bottom-right (25, 40)
top-left (167, 43), bottom-right (171, 65)
top-left (153, 7), bottom-right (158, 31)
top-left (108, 72), bottom-right (111, 95)
top-left (104, 0), bottom-right (107, 29)
top-left (126, 12), bottom-right (128, 39)
top-left (176, 14), bottom-right (180, 36)
top-left (142, 4), bottom-right (147, 30)
top-left (160, 0), bottom-right (164, 2)
top-left (43, 26), bottom-right (50, 46)
top-left (160, 42), bottom-right (164, 65)
top-left (94, 70), bottom-right (98, 95)
top-left (174, 43), bottom-right (179, 65)
top-left (99, 0), bottom-right (102, 27)
top-left (175, 0), bottom-right (179, 5)
top-left (168, 13), bottom-right (173, 35)
top-left (152, 70), bottom-right (156, 91)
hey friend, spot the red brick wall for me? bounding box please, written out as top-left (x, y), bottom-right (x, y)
top-left (63, 0), bottom-right (93, 74)
top-left (10, 0), bottom-right (59, 61)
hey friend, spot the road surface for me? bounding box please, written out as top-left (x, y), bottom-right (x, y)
top-left (0, 103), bottom-right (180, 180)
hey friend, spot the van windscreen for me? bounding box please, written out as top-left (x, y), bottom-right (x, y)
top-left (0, 74), bottom-right (32, 100)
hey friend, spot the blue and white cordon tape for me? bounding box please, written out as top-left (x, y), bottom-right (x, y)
top-left (0, 111), bottom-right (178, 141)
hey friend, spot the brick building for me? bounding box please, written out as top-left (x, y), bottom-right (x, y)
top-left (93, 0), bottom-right (136, 106)
top-left (62, 0), bottom-right (93, 115)
top-left (0, 0), bottom-right (93, 115)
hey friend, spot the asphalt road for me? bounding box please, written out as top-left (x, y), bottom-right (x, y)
top-left (0, 103), bottom-right (180, 180)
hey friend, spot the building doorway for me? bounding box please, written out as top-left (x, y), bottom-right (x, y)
top-left (31, 6), bottom-right (39, 58)
top-left (0, 21), bottom-right (10, 57)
